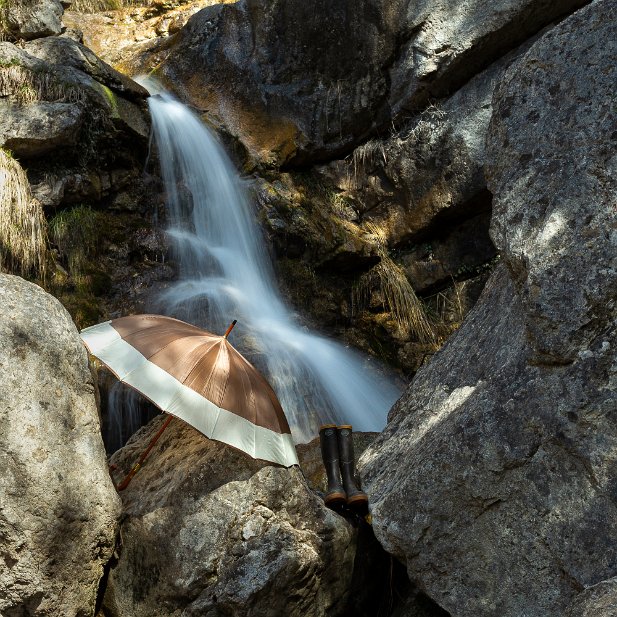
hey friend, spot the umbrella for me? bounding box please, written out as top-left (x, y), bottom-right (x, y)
top-left (80, 314), bottom-right (299, 484)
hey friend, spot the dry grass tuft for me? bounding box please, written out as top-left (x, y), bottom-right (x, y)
top-left (350, 138), bottom-right (387, 189)
top-left (0, 65), bottom-right (86, 104)
top-left (355, 222), bottom-right (435, 342)
top-left (400, 104), bottom-right (447, 143)
top-left (70, 0), bottom-right (134, 12)
top-left (0, 149), bottom-right (48, 279)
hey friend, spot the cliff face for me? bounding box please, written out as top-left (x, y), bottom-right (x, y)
top-left (65, 0), bottom-right (595, 376)
top-left (157, 0), bottom-right (590, 167)
top-left (360, 2), bottom-right (617, 614)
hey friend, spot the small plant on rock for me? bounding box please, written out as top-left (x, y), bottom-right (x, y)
top-left (49, 205), bottom-right (100, 286)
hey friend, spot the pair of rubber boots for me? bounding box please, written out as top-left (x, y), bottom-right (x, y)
top-left (319, 424), bottom-right (368, 511)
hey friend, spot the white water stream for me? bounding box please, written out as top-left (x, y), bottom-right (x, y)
top-left (125, 78), bottom-right (400, 443)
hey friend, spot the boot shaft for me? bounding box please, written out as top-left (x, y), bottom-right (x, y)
top-left (319, 424), bottom-right (346, 505)
top-left (337, 425), bottom-right (368, 508)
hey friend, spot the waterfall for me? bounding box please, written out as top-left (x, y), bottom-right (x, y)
top-left (102, 380), bottom-right (159, 454)
top-left (133, 78), bottom-right (400, 443)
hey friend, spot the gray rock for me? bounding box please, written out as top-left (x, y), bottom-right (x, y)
top-left (25, 35), bottom-right (149, 102)
top-left (159, 0), bottom-right (588, 166)
top-left (0, 39), bottom-right (149, 211)
top-left (104, 415), bottom-right (356, 617)
top-left (0, 100), bottom-right (84, 157)
top-left (5, 0), bottom-right (64, 40)
top-left (564, 577), bottom-right (617, 617)
top-left (360, 2), bottom-right (617, 616)
top-left (339, 44), bottom-right (524, 248)
top-left (0, 273), bottom-right (121, 616)
top-left (486, 0), bottom-right (617, 365)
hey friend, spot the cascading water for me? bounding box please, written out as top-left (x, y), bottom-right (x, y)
top-left (102, 381), bottom-right (159, 454)
top-left (125, 77), bottom-right (400, 443)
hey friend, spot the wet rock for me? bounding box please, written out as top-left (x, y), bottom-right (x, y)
top-left (157, 0), bottom-right (588, 166)
top-left (360, 2), bottom-right (617, 616)
top-left (104, 415), bottom-right (356, 616)
top-left (0, 273), bottom-right (121, 616)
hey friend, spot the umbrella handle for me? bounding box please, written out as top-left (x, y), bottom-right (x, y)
top-left (223, 320), bottom-right (237, 339)
top-left (116, 415), bottom-right (174, 491)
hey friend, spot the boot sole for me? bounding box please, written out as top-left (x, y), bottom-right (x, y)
top-left (324, 492), bottom-right (347, 506)
top-left (347, 494), bottom-right (368, 505)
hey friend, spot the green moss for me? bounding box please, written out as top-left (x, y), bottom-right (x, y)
top-left (99, 84), bottom-right (119, 118)
top-left (0, 58), bottom-right (19, 69)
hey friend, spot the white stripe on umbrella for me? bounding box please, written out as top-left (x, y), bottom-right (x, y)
top-left (81, 321), bottom-right (298, 467)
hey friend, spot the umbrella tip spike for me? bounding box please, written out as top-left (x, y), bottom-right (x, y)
top-left (223, 320), bottom-right (238, 339)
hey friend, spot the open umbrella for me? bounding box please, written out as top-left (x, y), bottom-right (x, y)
top-left (80, 314), bottom-right (299, 482)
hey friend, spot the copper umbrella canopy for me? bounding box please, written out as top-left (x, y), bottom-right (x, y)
top-left (80, 314), bottom-right (299, 477)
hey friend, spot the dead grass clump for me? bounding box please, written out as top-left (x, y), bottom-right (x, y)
top-left (0, 65), bottom-right (86, 104)
top-left (0, 0), bottom-right (12, 40)
top-left (355, 222), bottom-right (435, 342)
top-left (400, 104), bottom-right (447, 143)
top-left (70, 0), bottom-right (130, 12)
top-left (350, 138), bottom-right (387, 189)
top-left (0, 149), bottom-right (48, 279)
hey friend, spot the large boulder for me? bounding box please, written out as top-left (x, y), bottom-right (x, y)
top-left (360, 2), bottom-right (617, 616)
top-left (104, 415), bottom-right (356, 617)
top-left (3, 0), bottom-right (64, 40)
top-left (157, 0), bottom-right (588, 166)
top-left (0, 274), bottom-right (121, 615)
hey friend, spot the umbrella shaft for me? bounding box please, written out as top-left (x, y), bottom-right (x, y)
top-left (117, 415), bottom-right (174, 490)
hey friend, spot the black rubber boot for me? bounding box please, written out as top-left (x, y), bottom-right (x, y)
top-left (337, 425), bottom-right (368, 510)
top-left (319, 424), bottom-right (346, 508)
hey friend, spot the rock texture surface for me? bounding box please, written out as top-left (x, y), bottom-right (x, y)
top-left (157, 0), bottom-right (589, 166)
top-left (360, 2), bottom-right (617, 616)
top-left (0, 274), bottom-right (121, 616)
top-left (564, 577), bottom-right (617, 617)
top-left (4, 0), bottom-right (64, 40)
top-left (64, 0), bottom-right (237, 77)
top-left (0, 37), bottom-right (149, 194)
top-left (104, 415), bottom-right (356, 617)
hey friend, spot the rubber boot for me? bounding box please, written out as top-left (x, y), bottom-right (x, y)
top-left (319, 424), bottom-right (346, 508)
top-left (337, 425), bottom-right (368, 510)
